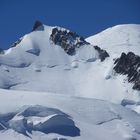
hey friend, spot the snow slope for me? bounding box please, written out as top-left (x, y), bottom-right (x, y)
top-left (0, 23), bottom-right (140, 139)
top-left (86, 24), bottom-right (140, 56)
top-left (86, 24), bottom-right (140, 108)
top-left (0, 24), bottom-right (99, 94)
top-left (0, 24), bottom-right (140, 104)
top-left (0, 89), bottom-right (140, 140)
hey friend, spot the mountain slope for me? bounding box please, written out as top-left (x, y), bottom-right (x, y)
top-left (86, 24), bottom-right (140, 56)
top-left (0, 23), bottom-right (99, 92)
top-left (0, 23), bottom-right (140, 104)
top-left (0, 89), bottom-right (140, 140)
top-left (86, 24), bottom-right (140, 103)
top-left (0, 23), bottom-right (140, 139)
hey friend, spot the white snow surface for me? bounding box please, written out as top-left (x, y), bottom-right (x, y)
top-left (86, 24), bottom-right (140, 56)
top-left (0, 24), bottom-right (140, 139)
top-left (0, 89), bottom-right (140, 140)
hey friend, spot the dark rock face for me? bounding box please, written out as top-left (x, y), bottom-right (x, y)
top-left (50, 27), bottom-right (109, 61)
top-left (94, 46), bottom-right (109, 61)
top-left (50, 27), bottom-right (89, 55)
top-left (114, 52), bottom-right (140, 90)
top-left (11, 38), bottom-right (23, 48)
top-left (32, 20), bottom-right (44, 31)
top-left (0, 48), bottom-right (4, 54)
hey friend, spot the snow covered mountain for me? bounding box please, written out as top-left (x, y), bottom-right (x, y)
top-left (0, 22), bottom-right (140, 139)
top-left (0, 22), bottom-right (140, 103)
top-left (0, 21), bottom-right (109, 96)
top-left (0, 89), bottom-right (140, 140)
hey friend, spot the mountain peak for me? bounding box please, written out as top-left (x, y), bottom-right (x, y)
top-left (0, 23), bottom-right (140, 105)
top-left (32, 20), bottom-right (44, 31)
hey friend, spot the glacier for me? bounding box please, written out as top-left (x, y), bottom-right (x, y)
top-left (0, 22), bottom-right (140, 139)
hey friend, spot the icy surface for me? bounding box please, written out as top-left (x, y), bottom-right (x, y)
top-left (0, 105), bottom-right (80, 137)
top-left (86, 24), bottom-right (140, 56)
top-left (0, 24), bottom-right (140, 139)
top-left (0, 89), bottom-right (140, 140)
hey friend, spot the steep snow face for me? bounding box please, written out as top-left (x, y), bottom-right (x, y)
top-left (0, 24), bottom-right (100, 94)
top-left (0, 23), bottom-right (140, 140)
top-left (86, 24), bottom-right (140, 57)
top-left (0, 25), bottom-right (71, 67)
top-left (85, 24), bottom-right (140, 106)
top-left (0, 89), bottom-right (140, 140)
top-left (0, 24), bottom-right (98, 68)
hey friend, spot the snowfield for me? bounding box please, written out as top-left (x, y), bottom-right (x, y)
top-left (0, 23), bottom-right (140, 139)
top-left (0, 89), bottom-right (140, 140)
top-left (86, 24), bottom-right (140, 56)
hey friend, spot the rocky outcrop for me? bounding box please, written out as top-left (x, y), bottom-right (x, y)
top-left (114, 52), bottom-right (140, 90)
top-left (94, 46), bottom-right (109, 61)
top-left (50, 27), bottom-right (89, 55)
top-left (0, 48), bottom-right (4, 54)
top-left (50, 27), bottom-right (109, 61)
top-left (32, 20), bottom-right (44, 31)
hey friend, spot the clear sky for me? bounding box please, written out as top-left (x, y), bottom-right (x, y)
top-left (0, 0), bottom-right (140, 49)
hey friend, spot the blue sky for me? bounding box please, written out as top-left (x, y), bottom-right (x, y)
top-left (0, 0), bottom-right (140, 49)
